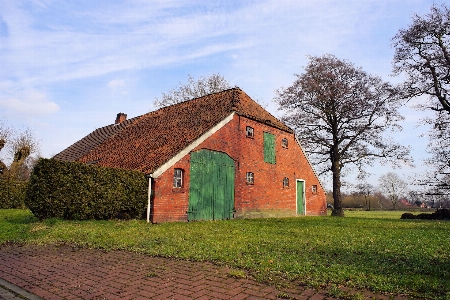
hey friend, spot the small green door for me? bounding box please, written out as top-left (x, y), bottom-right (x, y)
top-left (296, 181), bottom-right (305, 215)
top-left (188, 150), bottom-right (235, 221)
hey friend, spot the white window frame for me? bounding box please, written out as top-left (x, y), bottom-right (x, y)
top-left (246, 126), bottom-right (254, 138)
top-left (246, 172), bottom-right (254, 184)
top-left (174, 168), bottom-right (183, 188)
top-left (296, 179), bottom-right (306, 215)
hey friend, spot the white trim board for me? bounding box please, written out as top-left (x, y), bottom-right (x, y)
top-left (294, 134), bottom-right (326, 191)
top-left (296, 179), bottom-right (306, 216)
top-left (151, 112), bottom-right (235, 178)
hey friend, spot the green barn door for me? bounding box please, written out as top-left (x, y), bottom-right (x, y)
top-left (188, 150), bottom-right (235, 221)
top-left (296, 181), bottom-right (305, 215)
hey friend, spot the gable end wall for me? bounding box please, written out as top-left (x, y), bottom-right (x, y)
top-left (150, 114), bottom-right (326, 223)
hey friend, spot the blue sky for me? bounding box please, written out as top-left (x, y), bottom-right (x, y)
top-left (0, 0), bottom-right (439, 190)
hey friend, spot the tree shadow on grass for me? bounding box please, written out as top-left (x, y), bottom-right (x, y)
top-left (1, 212), bottom-right (38, 225)
top-left (307, 243), bottom-right (450, 298)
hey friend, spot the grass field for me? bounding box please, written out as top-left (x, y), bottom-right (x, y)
top-left (1, 209), bottom-right (449, 299)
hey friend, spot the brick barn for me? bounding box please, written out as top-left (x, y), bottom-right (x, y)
top-left (54, 88), bottom-right (326, 222)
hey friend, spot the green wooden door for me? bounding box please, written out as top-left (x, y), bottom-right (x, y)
top-left (296, 181), bottom-right (305, 215)
top-left (188, 150), bottom-right (235, 221)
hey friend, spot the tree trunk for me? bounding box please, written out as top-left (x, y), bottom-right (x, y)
top-left (392, 195), bottom-right (397, 210)
top-left (331, 156), bottom-right (344, 217)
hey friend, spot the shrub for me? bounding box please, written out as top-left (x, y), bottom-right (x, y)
top-left (0, 178), bottom-right (28, 209)
top-left (401, 209), bottom-right (450, 220)
top-left (25, 158), bottom-right (148, 220)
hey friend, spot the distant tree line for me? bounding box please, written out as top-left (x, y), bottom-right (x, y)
top-left (326, 171), bottom-right (450, 210)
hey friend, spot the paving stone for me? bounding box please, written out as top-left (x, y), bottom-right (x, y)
top-left (309, 293), bottom-right (327, 300)
top-left (229, 292), bottom-right (251, 300)
top-left (189, 288), bottom-right (210, 299)
top-left (0, 244), bottom-right (408, 300)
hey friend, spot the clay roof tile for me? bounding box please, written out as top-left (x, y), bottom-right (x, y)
top-left (60, 88), bottom-right (291, 174)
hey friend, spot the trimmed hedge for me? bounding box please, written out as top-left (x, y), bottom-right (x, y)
top-left (0, 179), bottom-right (28, 209)
top-left (25, 158), bottom-right (148, 220)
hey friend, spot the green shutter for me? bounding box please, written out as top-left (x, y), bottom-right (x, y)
top-left (264, 132), bottom-right (276, 164)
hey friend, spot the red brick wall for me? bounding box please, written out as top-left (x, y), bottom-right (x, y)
top-left (150, 114), bottom-right (326, 223)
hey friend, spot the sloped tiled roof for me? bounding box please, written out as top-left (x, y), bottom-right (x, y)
top-left (64, 88), bottom-right (292, 174)
top-left (53, 117), bottom-right (139, 162)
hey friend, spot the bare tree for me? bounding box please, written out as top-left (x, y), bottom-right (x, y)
top-left (378, 172), bottom-right (408, 210)
top-left (425, 182), bottom-right (450, 208)
top-left (7, 128), bottom-right (40, 180)
top-left (153, 73), bottom-right (232, 108)
top-left (275, 54), bottom-right (411, 216)
top-left (420, 110), bottom-right (450, 198)
top-left (392, 4), bottom-right (450, 114)
top-left (0, 120), bottom-right (14, 176)
top-left (408, 190), bottom-right (424, 207)
top-left (0, 119), bottom-right (13, 152)
top-left (393, 4), bottom-right (450, 203)
top-left (356, 183), bottom-right (374, 211)
top-left (8, 128), bottom-right (39, 158)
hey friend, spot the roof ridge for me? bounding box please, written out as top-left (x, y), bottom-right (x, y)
top-left (231, 90), bottom-right (293, 133)
top-left (137, 87), bottom-right (242, 122)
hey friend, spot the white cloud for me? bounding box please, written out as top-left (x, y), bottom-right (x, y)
top-left (0, 0), bottom-right (438, 173)
top-left (0, 89), bottom-right (59, 115)
top-left (0, 0), bottom-right (431, 89)
top-left (107, 79), bottom-right (125, 89)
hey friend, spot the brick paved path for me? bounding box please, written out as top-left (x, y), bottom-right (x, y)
top-left (0, 244), bottom-right (408, 300)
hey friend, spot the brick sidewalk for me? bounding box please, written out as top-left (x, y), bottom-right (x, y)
top-left (0, 244), bottom-right (407, 300)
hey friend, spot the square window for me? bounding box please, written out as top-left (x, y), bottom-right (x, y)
top-left (282, 138), bottom-right (288, 148)
top-left (174, 168), bottom-right (183, 188)
top-left (246, 126), bottom-right (254, 138)
top-left (283, 177), bottom-right (289, 188)
top-left (246, 172), bottom-right (254, 184)
top-left (312, 185), bottom-right (318, 193)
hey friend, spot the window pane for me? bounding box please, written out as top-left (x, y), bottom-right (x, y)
top-left (174, 169), bottom-right (182, 187)
top-left (246, 172), bottom-right (254, 184)
top-left (246, 126), bottom-right (254, 137)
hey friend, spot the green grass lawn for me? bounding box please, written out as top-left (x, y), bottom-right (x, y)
top-left (1, 209), bottom-right (449, 299)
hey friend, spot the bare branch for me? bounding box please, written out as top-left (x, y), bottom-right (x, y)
top-left (392, 4), bottom-right (450, 114)
top-left (153, 73), bottom-right (232, 108)
top-left (379, 172), bottom-right (409, 210)
top-left (8, 128), bottom-right (40, 159)
top-left (0, 120), bottom-right (14, 151)
top-left (275, 54), bottom-right (410, 216)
